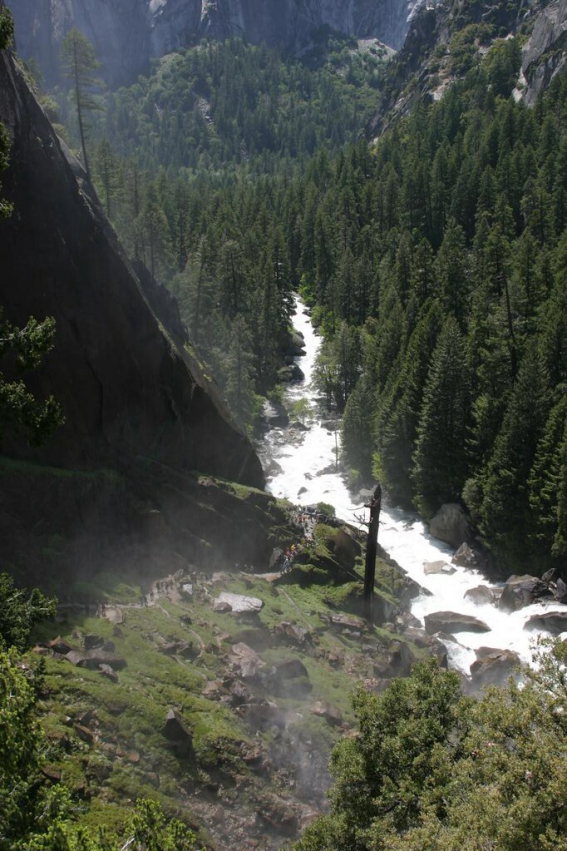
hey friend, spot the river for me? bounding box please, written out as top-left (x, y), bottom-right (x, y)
top-left (261, 297), bottom-right (566, 675)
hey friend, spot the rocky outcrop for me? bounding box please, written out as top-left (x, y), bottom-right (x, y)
top-left (498, 575), bottom-right (552, 613)
top-left (424, 611), bottom-right (490, 635)
top-left (10, 0), bottom-right (418, 88)
top-left (469, 647), bottom-right (521, 691)
top-left (517, 0), bottom-right (567, 105)
top-left (0, 49), bottom-right (262, 486)
top-left (524, 611), bottom-right (567, 635)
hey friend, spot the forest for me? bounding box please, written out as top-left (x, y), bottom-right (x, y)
top-left (2, 2), bottom-right (567, 848)
top-left (62, 31), bottom-right (567, 575)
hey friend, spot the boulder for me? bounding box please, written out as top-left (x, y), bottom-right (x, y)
top-left (262, 400), bottom-right (289, 428)
top-left (524, 611), bottom-right (567, 635)
top-left (498, 575), bottom-right (552, 612)
top-left (213, 600), bottom-right (232, 613)
top-left (273, 659), bottom-right (309, 679)
top-left (402, 627), bottom-right (448, 668)
top-left (423, 560), bottom-right (456, 576)
top-left (84, 650), bottom-right (127, 670)
top-left (49, 636), bottom-right (75, 654)
top-left (74, 724), bottom-right (95, 745)
top-left (555, 576), bottom-right (567, 604)
top-left (238, 698), bottom-right (280, 727)
top-left (84, 634), bottom-right (115, 652)
top-left (159, 640), bottom-right (196, 659)
top-left (230, 642), bottom-right (264, 679)
top-left (424, 611), bottom-right (490, 635)
top-left (469, 648), bottom-right (521, 689)
top-left (98, 663), bottom-right (119, 683)
top-left (310, 701), bottom-right (343, 726)
top-left (273, 621), bottom-right (312, 645)
top-left (325, 612), bottom-right (367, 632)
top-left (216, 592), bottom-right (264, 614)
top-left (429, 503), bottom-right (471, 548)
top-left (452, 542), bottom-right (483, 569)
top-left (277, 364), bottom-right (304, 383)
top-left (270, 658), bottom-right (312, 697)
top-left (464, 585), bottom-right (500, 606)
top-left (163, 709), bottom-right (194, 757)
top-left (64, 650), bottom-right (89, 667)
top-left (373, 641), bottom-right (416, 678)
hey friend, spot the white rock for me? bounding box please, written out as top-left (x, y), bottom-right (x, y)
top-left (216, 592), bottom-right (264, 613)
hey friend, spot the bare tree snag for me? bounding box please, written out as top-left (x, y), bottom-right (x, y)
top-left (363, 482), bottom-right (382, 621)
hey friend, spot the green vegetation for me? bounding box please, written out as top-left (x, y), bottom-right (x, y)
top-left (50, 37), bottom-right (388, 432)
top-left (60, 28), bottom-right (101, 179)
top-left (296, 43), bottom-right (567, 574)
top-left (0, 577), bottom-right (199, 850)
top-left (0, 13), bottom-right (64, 448)
top-left (295, 648), bottom-right (567, 851)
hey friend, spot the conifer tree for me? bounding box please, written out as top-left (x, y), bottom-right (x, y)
top-left (412, 316), bottom-right (471, 516)
top-left (60, 29), bottom-right (101, 180)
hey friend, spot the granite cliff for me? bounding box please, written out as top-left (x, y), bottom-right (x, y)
top-left (0, 44), bottom-right (281, 587)
top-left (9, 0), bottom-right (419, 87)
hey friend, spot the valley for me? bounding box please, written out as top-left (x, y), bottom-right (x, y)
top-left (1, 0), bottom-right (567, 848)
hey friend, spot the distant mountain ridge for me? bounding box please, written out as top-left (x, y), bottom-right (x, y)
top-left (9, 0), bottom-right (421, 87)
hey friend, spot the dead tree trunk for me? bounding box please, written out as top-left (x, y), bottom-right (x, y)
top-left (363, 483), bottom-right (382, 622)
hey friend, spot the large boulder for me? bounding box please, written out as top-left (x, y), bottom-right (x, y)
top-left (269, 658), bottom-right (312, 697)
top-left (424, 611), bottom-right (490, 635)
top-left (498, 575), bottom-right (552, 613)
top-left (403, 627), bottom-right (448, 667)
top-left (230, 642), bottom-right (264, 679)
top-left (469, 647), bottom-right (521, 690)
top-left (464, 585), bottom-right (501, 606)
top-left (215, 592), bottom-right (264, 614)
top-left (452, 542), bottom-right (484, 569)
top-left (429, 504), bottom-right (471, 548)
top-left (524, 611), bottom-right (567, 635)
top-left (163, 708), bottom-right (194, 758)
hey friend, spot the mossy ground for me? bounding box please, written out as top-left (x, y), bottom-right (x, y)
top-left (28, 517), bottom-right (420, 849)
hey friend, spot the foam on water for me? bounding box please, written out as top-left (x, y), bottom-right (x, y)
top-left (263, 297), bottom-right (566, 674)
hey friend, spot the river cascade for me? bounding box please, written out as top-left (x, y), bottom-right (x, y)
top-left (260, 297), bottom-right (567, 676)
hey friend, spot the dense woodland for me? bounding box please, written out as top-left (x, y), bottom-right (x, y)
top-left (64, 32), bottom-right (567, 576)
top-left (50, 37), bottom-right (385, 427)
top-left (3, 2), bottom-right (567, 849)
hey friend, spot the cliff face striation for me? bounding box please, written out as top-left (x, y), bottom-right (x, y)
top-left (9, 0), bottom-right (418, 87)
top-left (517, 0), bottom-right (567, 104)
top-left (0, 47), bottom-right (277, 585)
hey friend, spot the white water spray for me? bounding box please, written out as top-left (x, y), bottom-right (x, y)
top-left (261, 297), bottom-right (566, 675)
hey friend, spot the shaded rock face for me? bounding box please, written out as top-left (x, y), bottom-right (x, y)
top-left (519, 0), bottom-right (567, 105)
top-left (0, 50), bottom-right (262, 487)
top-left (498, 575), bottom-right (552, 613)
top-left (524, 611), bottom-right (567, 635)
top-left (11, 0), bottom-right (417, 88)
top-left (0, 49), bottom-right (277, 584)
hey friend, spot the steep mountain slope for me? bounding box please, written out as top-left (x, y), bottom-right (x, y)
top-left (0, 44), bottom-right (275, 585)
top-left (371, 0), bottom-right (566, 134)
top-left (9, 0), bottom-right (418, 87)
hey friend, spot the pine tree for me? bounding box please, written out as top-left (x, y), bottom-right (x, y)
top-left (465, 345), bottom-right (550, 568)
top-left (412, 316), bottom-right (471, 516)
top-left (60, 29), bottom-right (101, 180)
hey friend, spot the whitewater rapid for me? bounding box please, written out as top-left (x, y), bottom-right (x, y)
top-left (262, 298), bottom-right (565, 675)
